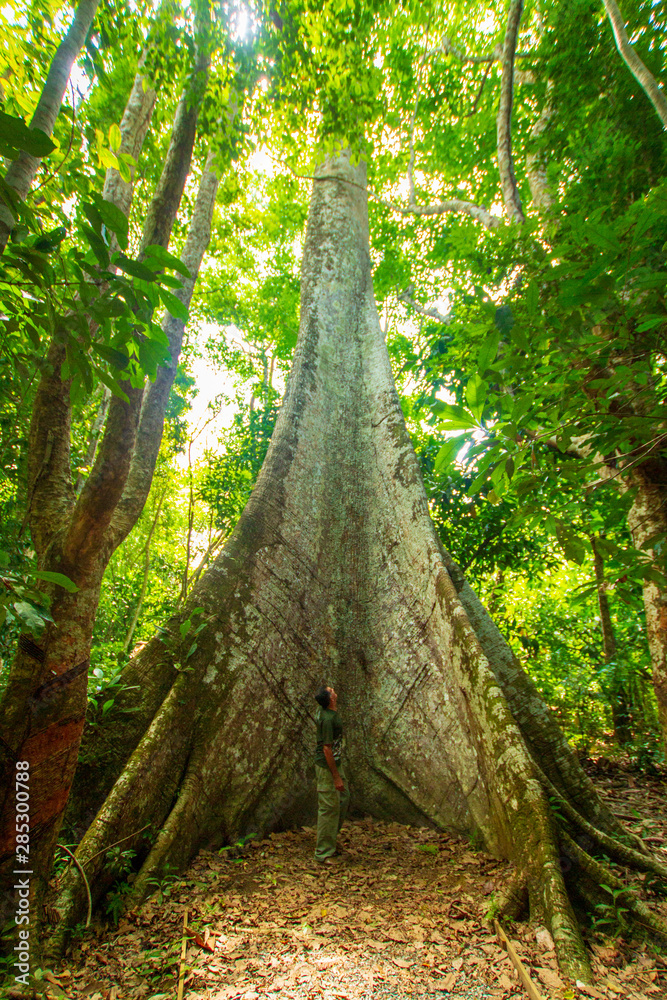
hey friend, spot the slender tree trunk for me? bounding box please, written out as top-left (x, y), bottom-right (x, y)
top-left (181, 440), bottom-right (197, 602)
top-left (0, 0), bottom-right (100, 250)
top-left (602, 0), bottom-right (667, 130)
top-left (75, 387), bottom-right (111, 494)
top-left (122, 487), bottom-right (168, 654)
top-left (626, 472), bottom-right (667, 746)
top-left (0, 61), bottom-right (217, 931)
top-left (102, 62), bottom-right (157, 253)
top-left (496, 0), bottom-right (525, 224)
top-left (53, 153), bottom-right (667, 980)
top-left (591, 536), bottom-right (631, 746)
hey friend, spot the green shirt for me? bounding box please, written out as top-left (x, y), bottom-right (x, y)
top-left (315, 707), bottom-right (343, 767)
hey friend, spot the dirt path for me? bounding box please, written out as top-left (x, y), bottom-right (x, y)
top-left (47, 768), bottom-right (667, 1000)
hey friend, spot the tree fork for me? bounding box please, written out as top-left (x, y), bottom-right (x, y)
top-left (0, 22), bottom-right (215, 936)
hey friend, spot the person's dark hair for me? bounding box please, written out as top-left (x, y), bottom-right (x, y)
top-left (314, 685), bottom-right (331, 709)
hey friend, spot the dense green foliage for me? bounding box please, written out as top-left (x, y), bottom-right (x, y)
top-left (1, 0), bottom-right (666, 762)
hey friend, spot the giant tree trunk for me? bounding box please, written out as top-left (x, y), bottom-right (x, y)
top-left (54, 152), bottom-right (667, 981)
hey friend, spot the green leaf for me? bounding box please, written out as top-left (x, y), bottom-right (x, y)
top-left (79, 224), bottom-right (110, 267)
top-left (144, 244), bottom-right (191, 278)
top-left (434, 436), bottom-right (464, 472)
top-left (92, 343), bottom-right (130, 369)
top-left (97, 368), bottom-right (130, 403)
top-left (108, 123), bottom-right (122, 153)
top-left (12, 599), bottom-right (53, 634)
top-left (525, 281), bottom-right (538, 315)
top-left (32, 570), bottom-right (79, 592)
top-left (0, 111), bottom-right (56, 158)
top-left (584, 223), bottom-right (621, 254)
top-left (465, 375), bottom-right (488, 422)
top-left (437, 402), bottom-right (478, 431)
top-left (636, 316), bottom-right (664, 332)
top-left (159, 287), bottom-right (189, 322)
top-left (494, 304), bottom-right (514, 334)
top-left (477, 329), bottom-right (501, 373)
top-left (95, 197), bottom-right (129, 250)
top-left (112, 253), bottom-right (157, 282)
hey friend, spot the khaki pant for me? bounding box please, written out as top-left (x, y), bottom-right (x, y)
top-left (314, 763), bottom-right (350, 860)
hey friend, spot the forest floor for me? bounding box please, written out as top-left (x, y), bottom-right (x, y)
top-left (45, 761), bottom-right (667, 1000)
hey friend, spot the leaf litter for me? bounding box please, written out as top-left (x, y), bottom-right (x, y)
top-left (52, 763), bottom-right (666, 1000)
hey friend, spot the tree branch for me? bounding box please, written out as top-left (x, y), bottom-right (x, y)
top-left (496, 0), bottom-right (526, 224)
top-left (76, 22), bottom-right (213, 563)
top-left (0, 0), bottom-right (100, 251)
top-left (397, 197), bottom-right (501, 228)
top-left (398, 289), bottom-right (450, 324)
top-left (602, 0), bottom-right (667, 130)
top-left (108, 149), bottom-right (220, 549)
top-left (282, 163), bottom-right (502, 230)
top-left (102, 61), bottom-right (157, 253)
top-left (426, 38), bottom-right (533, 65)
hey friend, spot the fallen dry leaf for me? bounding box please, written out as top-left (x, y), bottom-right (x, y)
top-left (536, 966), bottom-right (565, 989)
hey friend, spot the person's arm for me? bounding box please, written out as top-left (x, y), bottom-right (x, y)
top-left (323, 745), bottom-right (344, 792)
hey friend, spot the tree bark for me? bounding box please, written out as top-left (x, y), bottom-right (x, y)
top-left (0, 0), bottom-right (100, 251)
top-left (591, 536), bottom-right (631, 746)
top-left (102, 63), bottom-right (157, 254)
top-left (53, 152), bottom-right (667, 980)
top-left (602, 0), bottom-right (667, 130)
top-left (121, 486), bottom-right (168, 654)
top-left (626, 472), bottom-right (667, 746)
top-left (496, 0), bottom-right (525, 224)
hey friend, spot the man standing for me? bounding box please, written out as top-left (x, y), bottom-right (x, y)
top-left (314, 684), bottom-right (350, 863)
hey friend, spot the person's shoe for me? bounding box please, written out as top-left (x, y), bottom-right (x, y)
top-left (314, 855), bottom-right (339, 865)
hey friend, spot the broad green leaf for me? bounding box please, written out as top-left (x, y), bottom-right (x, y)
top-left (0, 111), bottom-right (56, 158)
top-left (477, 329), bottom-right (501, 373)
top-left (159, 287), bottom-right (189, 322)
top-left (465, 375), bottom-right (487, 422)
top-left (95, 197), bottom-right (129, 250)
top-left (33, 570), bottom-right (79, 592)
top-left (434, 436), bottom-right (464, 472)
top-left (494, 304), bottom-right (514, 334)
top-left (144, 244), bottom-right (191, 278)
top-left (636, 316), bottom-right (664, 332)
top-left (112, 253), bottom-right (157, 282)
top-left (97, 368), bottom-right (130, 403)
top-left (108, 123), bottom-right (122, 152)
top-left (80, 223), bottom-right (110, 267)
top-left (92, 343), bottom-right (130, 369)
top-left (436, 402), bottom-right (478, 430)
top-left (584, 223), bottom-right (621, 253)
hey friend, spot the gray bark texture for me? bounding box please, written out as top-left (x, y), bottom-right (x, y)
top-left (496, 0), bottom-right (525, 224)
top-left (0, 0), bottom-right (100, 250)
top-left (603, 0), bottom-right (667, 130)
top-left (54, 152), bottom-right (667, 979)
top-left (626, 475), bottom-right (667, 745)
top-left (102, 65), bottom-right (157, 254)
